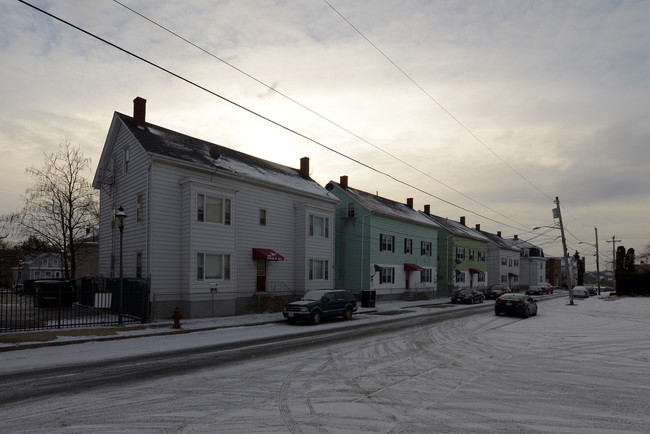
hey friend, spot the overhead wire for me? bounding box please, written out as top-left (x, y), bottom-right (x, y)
top-left (18, 0), bottom-right (526, 232)
top-left (322, 0), bottom-right (556, 204)
top-left (112, 0), bottom-right (529, 231)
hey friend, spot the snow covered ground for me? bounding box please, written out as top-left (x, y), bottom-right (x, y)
top-left (2, 293), bottom-right (650, 433)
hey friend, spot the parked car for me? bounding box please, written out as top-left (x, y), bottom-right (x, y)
top-left (495, 293), bottom-right (538, 318)
top-left (587, 286), bottom-right (597, 296)
top-left (485, 284), bottom-right (512, 300)
top-left (572, 286), bottom-right (589, 298)
top-left (539, 283), bottom-right (554, 294)
top-left (526, 286), bottom-right (542, 295)
top-left (451, 289), bottom-right (485, 304)
top-left (283, 290), bottom-right (357, 325)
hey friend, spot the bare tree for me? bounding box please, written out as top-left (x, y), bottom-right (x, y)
top-left (17, 139), bottom-right (98, 279)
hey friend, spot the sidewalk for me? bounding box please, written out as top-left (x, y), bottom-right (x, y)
top-left (0, 297), bottom-right (454, 352)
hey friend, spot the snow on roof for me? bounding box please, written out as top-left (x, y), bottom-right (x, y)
top-left (331, 182), bottom-right (438, 227)
top-left (426, 215), bottom-right (489, 242)
top-left (116, 112), bottom-right (332, 199)
top-left (480, 231), bottom-right (521, 251)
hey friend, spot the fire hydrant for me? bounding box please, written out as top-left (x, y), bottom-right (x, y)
top-left (172, 306), bottom-right (181, 329)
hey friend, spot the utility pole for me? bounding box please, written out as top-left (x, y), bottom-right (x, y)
top-left (595, 227), bottom-right (601, 295)
top-left (554, 197), bottom-right (574, 305)
top-left (607, 235), bottom-right (621, 291)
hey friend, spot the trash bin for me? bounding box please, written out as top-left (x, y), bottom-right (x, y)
top-left (361, 290), bottom-right (376, 307)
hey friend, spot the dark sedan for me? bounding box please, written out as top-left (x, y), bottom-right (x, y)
top-left (451, 289), bottom-right (485, 304)
top-left (495, 293), bottom-right (538, 318)
top-left (485, 284), bottom-right (511, 300)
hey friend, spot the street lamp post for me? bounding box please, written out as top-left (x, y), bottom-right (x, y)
top-left (115, 206), bottom-right (127, 325)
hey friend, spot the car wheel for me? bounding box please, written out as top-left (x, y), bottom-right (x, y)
top-left (479, 297), bottom-right (484, 304)
top-left (523, 308), bottom-right (530, 319)
top-left (451, 299), bottom-right (456, 304)
top-left (311, 310), bottom-right (321, 325)
top-left (495, 310), bottom-right (500, 316)
top-left (469, 298), bottom-right (474, 304)
top-left (343, 307), bottom-right (353, 321)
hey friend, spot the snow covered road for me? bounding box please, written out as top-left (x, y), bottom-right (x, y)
top-left (2, 294), bottom-right (649, 433)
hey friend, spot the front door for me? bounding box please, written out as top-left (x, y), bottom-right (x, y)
top-left (256, 261), bottom-right (266, 292)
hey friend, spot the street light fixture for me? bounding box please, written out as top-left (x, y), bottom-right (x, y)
top-left (115, 206), bottom-right (127, 325)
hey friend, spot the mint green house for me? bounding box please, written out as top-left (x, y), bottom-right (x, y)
top-left (326, 177), bottom-right (439, 301)
top-left (423, 212), bottom-right (489, 295)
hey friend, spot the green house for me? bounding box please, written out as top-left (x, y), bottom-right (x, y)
top-left (326, 177), bottom-right (439, 301)
top-left (424, 212), bottom-right (489, 295)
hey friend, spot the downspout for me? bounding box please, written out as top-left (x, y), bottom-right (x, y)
top-left (146, 163), bottom-right (151, 288)
top-left (359, 212), bottom-right (374, 293)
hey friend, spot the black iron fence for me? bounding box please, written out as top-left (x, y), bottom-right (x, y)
top-left (1, 277), bottom-right (150, 333)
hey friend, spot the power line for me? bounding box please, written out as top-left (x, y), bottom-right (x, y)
top-left (112, 0), bottom-right (528, 230)
top-left (322, 0), bottom-right (556, 204)
top-left (18, 0), bottom-right (528, 232)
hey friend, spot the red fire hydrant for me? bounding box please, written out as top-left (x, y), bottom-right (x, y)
top-left (172, 306), bottom-right (181, 329)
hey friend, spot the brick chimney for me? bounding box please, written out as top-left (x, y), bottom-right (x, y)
top-left (406, 198), bottom-right (413, 209)
top-left (340, 175), bottom-right (348, 189)
top-left (133, 97), bottom-right (146, 128)
top-left (497, 231), bottom-right (502, 238)
top-left (460, 216), bottom-right (466, 226)
top-left (475, 224), bottom-right (480, 231)
top-left (299, 157), bottom-right (310, 178)
top-left (424, 204), bottom-right (430, 215)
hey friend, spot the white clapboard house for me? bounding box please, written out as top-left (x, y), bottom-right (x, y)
top-left (93, 97), bottom-right (337, 318)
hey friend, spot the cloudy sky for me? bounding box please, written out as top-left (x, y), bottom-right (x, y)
top-left (2, 0), bottom-right (649, 268)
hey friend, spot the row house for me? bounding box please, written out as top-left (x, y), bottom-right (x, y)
top-left (506, 235), bottom-right (547, 288)
top-left (425, 214), bottom-right (489, 293)
top-left (480, 230), bottom-right (521, 289)
top-left (326, 177), bottom-right (439, 301)
top-left (93, 98), bottom-right (337, 318)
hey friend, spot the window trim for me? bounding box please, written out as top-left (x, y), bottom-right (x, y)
top-left (404, 238), bottom-right (413, 254)
top-left (196, 252), bottom-right (231, 281)
top-left (380, 234), bottom-right (395, 252)
top-left (309, 259), bottom-right (329, 280)
top-left (197, 194), bottom-right (231, 225)
top-left (309, 215), bottom-right (329, 238)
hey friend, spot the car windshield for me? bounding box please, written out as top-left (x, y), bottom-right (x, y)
top-left (302, 291), bottom-right (327, 301)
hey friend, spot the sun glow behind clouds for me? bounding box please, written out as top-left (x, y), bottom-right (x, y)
top-left (1, 0), bottom-right (649, 261)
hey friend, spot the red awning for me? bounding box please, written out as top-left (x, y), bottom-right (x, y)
top-left (252, 248), bottom-right (284, 261)
top-left (404, 263), bottom-right (425, 271)
top-left (469, 268), bottom-right (483, 274)
top-left (508, 272), bottom-right (519, 277)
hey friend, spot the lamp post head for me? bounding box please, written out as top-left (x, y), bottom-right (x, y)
top-left (115, 206), bottom-right (127, 231)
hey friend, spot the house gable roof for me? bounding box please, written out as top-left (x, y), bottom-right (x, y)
top-left (328, 181), bottom-right (439, 228)
top-left (480, 231), bottom-right (521, 252)
top-left (425, 215), bottom-right (489, 243)
top-left (94, 111), bottom-right (333, 200)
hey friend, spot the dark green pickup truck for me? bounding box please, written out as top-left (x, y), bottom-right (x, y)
top-left (283, 290), bottom-right (358, 325)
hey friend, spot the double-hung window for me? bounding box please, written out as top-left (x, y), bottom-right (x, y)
top-left (421, 241), bottom-right (432, 256)
top-left (404, 238), bottom-right (413, 254)
top-left (310, 215), bottom-right (329, 238)
top-left (309, 259), bottom-right (329, 280)
top-left (197, 194), bottom-right (231, 225)
top-left (380, 234), bottom-right (395, 252)
top-left (197, 253), bottom-right (231, 280)
top-left (456, 247), bottom-right (465, 260)
top-left (420, 269), bottom-right (432, 283)
top-left (379, 267), bottom-right (395, 284)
